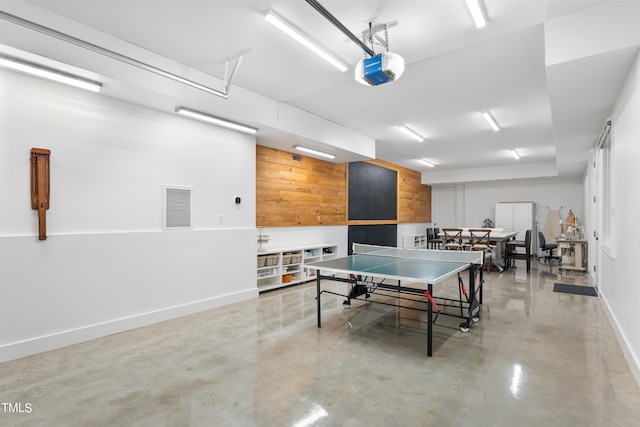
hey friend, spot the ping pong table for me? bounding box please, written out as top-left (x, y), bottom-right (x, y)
top-left (307, 243), bottom-right (486, 357)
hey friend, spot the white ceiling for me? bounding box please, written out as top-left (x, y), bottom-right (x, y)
top-left (4, 0), bottom-right (640, 184)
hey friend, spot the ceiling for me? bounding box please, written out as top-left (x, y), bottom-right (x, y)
top-left (3, 0), bottom-right (640, 184)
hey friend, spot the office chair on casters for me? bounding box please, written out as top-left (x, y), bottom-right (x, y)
top-left (538, 231), bottom-right (560, 263)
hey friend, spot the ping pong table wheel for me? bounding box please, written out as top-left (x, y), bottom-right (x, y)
top-left (343, 300), bottom-right (351, 308)
top-left (472, 316), bottom-right (480, 323)
top-left (459, 322), bottom-right (470, 333)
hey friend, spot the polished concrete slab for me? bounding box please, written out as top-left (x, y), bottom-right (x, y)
top-left (1, 259), bottom-right (639, 426)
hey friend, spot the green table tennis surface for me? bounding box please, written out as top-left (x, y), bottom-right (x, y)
top-left (307, 250), bottom-right (482, 284)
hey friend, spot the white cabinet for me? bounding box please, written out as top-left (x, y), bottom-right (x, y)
top-left (495, 202), bottom-right (535, 245)
top-left (257, 244), bottom-right (338, 292)
top-left (402, 234), bottom-right (427, 249)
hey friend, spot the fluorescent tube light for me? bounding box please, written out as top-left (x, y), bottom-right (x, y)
top-left (265, 10), bottom-right (348, 72)
top-left (0, 55), bottom-right (102, 92)
top-left (175, 107), bottom-right (258, 135)
top-left (399, 125), bottom-right (425, 142)
top-left (420, 159), bottom-right (435, 167)
top-left (293, 145), bottom-right (336, 159)
top-left (510, 149), bottom-right (520, 160)
top-left (481, 110), bottom-right (500, 132)
top-left (0, 11), bottom-right (228, 99)
top-left (465, 0), bottom-right (487, 29)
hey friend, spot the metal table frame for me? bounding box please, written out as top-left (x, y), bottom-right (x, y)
top-left (309, 248), bottom-right (484, 357)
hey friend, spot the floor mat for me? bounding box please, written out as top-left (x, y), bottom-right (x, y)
top-left (553, 283), bottom-right (598, 297)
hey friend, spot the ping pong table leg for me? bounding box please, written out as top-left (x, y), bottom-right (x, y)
top-left (469, 266), bottom-right (475, 307)
top-left (468, 265), bottom-right (481, 324)
top-left (471, 264), bottom-right (483, 306)
top-left (316, 274), bottom-right (322, 327)
top-left (479, 264), bottom-right (484, 304)
top-left (427, 283), bottom-right (433, 357)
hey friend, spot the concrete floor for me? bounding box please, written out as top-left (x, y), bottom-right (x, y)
top-left (1, 259), bottom-right (639, 426)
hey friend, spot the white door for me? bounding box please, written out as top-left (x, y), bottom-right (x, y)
top-left (590, 148), bottom-right (601, 287)
top-left (432, 186), bottom-right (458, 228)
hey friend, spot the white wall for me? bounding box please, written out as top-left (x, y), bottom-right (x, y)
top-left (262, 223), bottom-right (431, 255)
top-left (0, 70), bottom-right (257, 361)
top-left (595, 51), bottom-right (640, 383)
top-left (463, 177), bottom-right (584, 244)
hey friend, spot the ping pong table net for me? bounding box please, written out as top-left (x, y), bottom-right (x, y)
top-left (352, 243), bottom-right (484, 265)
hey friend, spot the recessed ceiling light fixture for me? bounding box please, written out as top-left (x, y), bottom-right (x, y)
top-left (264, 10), bottom-right (348, 72)
top-left (0, 55), bottom-right (102, 92)
top-left (399, 125), bottom-right (425, 142)
top-left (293, 145), bottom-right (336, 159)
top-left (465, 0), bottom-right (487, 29)
top-left (510, 149), bottom-right (520, 160)
top-left (420, 159), bottom-right (435, 167)
top-left (175, 107), bottom-right (258, 134)
top-left (481, 110), bottom-right (500, 132)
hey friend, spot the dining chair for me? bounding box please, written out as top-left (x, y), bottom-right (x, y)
top-left (506, 229), bottom-right (532, 272)
top-left (469, 229), bottom-right (493, 272)
top-left (426, 228), bottom-right (434, 248)
top-left (442, 228), bottom-right (464, 250)
top-left (427, 227), bottom-right (442, 249)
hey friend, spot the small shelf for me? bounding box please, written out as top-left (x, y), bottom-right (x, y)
top-left (257, 244), bottom-right (338, 292)
top-left (304, 250), bottom-right (321, 262)
top-left (257, 267), bottom-right (279, 279)
top-left (403, 234), bottom-right (427, 249)
top-left (322, 247), bottom-right (337, 260)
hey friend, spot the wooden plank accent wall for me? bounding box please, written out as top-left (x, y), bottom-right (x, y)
top-left (256, 145), bottom-right (347, 227)
top-left (256, 146), bottom-right (431, 227)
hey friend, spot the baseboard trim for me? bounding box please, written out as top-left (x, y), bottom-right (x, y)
top-left (0, 288), bottom-right (258, 363)
top-left (600, 292), bottom-right (640, 388)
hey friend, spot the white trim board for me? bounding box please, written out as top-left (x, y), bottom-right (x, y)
top-left (0, 288), bottom-right (257, 362)
top-left (600, 292), bottom-right (640, 388)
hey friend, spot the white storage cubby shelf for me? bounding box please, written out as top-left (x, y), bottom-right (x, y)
top-left (257, 244), bottom-right (338, 292)
top-left (403, 234), bottom-right (427, 249)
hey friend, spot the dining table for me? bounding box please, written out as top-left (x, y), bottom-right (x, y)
top-left (439, 228), bottom-right (518, 271)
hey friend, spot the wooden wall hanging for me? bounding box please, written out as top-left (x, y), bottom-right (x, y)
top-left (30, 148), bottom-right (51, 240)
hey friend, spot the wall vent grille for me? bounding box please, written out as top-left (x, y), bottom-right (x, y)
top-left (164, 186), bottom-right (192, 229)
